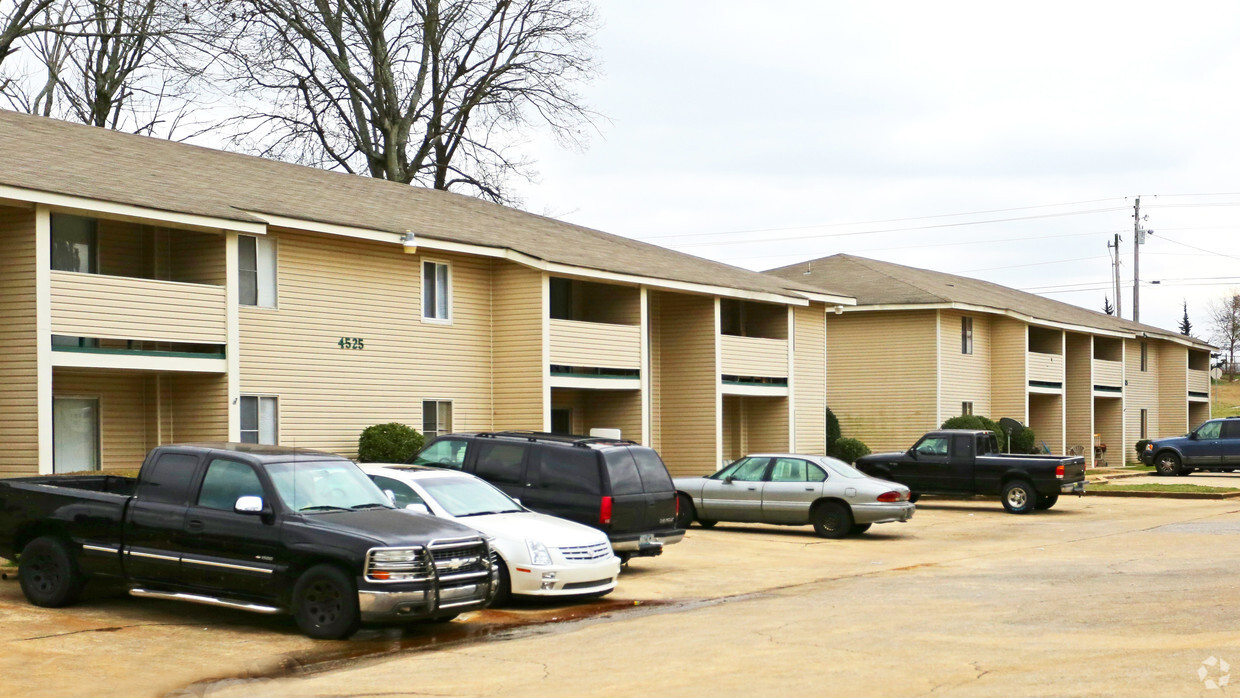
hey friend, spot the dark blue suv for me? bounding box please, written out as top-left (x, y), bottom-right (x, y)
top-left (1140, 418), bottom-right (1240, 475)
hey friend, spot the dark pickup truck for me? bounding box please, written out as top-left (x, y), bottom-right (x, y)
top-left (854, 430), bottom-right (1087, 514)
top-left (0, 443), bottom-right (497, 639)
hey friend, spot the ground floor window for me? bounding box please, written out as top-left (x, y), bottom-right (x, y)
top-left (422, 400), bottom-right (453, 438)
top-left (1140, 409), bottom-right (1148, 439)
top-left (961, 401), bottom-right (974, 416)
top-left (240, 395), bottom-right (278, 444)
top-left (53, 397), bottom-right (99, 473)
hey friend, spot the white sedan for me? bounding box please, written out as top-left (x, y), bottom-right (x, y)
top-left (361, 464), bottom-right (620, 605)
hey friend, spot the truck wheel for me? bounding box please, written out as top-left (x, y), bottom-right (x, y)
top-left (811, 502), bottom-right (853, 539)
top-left (849, 523), bottom-right (872, 535)
top-left (675, 494), bottom-right (696, 529)
top-left (19, 536), bottom-right (84, 608)
top-left (1154, 452), bottom-right (1181, 476)
top-left (490, 558), bottom-right (512, 608)
top-left (1001, 480), bottom-right (1037, 515)
top-left (1035, 494), bottom-right (1059, 510)
top-left (696, 519), bottom-right (717, 529)
top-left (293, 564), bottom-right (360, 640)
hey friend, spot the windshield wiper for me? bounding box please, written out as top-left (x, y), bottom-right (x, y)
top-left (349, 503), bottom-right (392, 510)
top-left (298, 504), bottom-right (351, 513)
top-left (458, 509), bottom-right (520, 517)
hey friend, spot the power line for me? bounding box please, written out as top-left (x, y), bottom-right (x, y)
top-left (955, 255), bottom-right (1110, 274)
top-left (712, 228), bottom-right (1126, 262)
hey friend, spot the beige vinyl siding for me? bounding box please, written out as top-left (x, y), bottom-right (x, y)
top-left (548, 319), bottom-right (641, 369)
top-left (647, 291), bottom-right (662, 451)
top-left (1094, 396), bottom-right (1122, 465)
top-left (96, 218), bottom-right (147, 278)
top-left (719, 335), bottom-right (788, 377)
top-left (1157, 342), bottom-right (1188, 437)
top-left (0, 206), bottom-right (38, 475)
top-left (1124, 338), bottom-right (1158, 461)
top-left (745, 396), bottom-right (789, 454)
top-left (94, 219), bottom-right (225, 284)
top-left (939, 310), bottom-right (991, 420)
top-left (1064, 333), bottom-right (1092, 453)
top-left (792, 305), bottom-right (826, 454)
top-left (989, 316), bottom-right (1027, 423)
top-left (1028, 393), bottom-right (1063, 454)
top-left (565, 280), bottom-right (641, 325)
top-left (827, 310), bottom-right (937, 453)
top-left (239, 231), bottom-right (497, 456)
top-left (1189, 401), bottom-right (1210, 431)
top-left (492, 261), bottom-right (545, 431)
top-left (654, 291), bottom-right (718, 476)
top-left (53, 368), bottom-right (149, 471)
top-left (164, 373), bottom-right (229, 443)
top-left (722, 395), bottom-right (743, 461)
top-left (550, 388), bottom-right (641, 441)
top-left (171, 232), bottom-right (226, 286)
top-left (50, 271), bottom-right (227, 344)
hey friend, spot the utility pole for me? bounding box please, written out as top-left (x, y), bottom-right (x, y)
top-left (1133, 197), bottom-right (1141, 322)
top-left (1108, 233), bottom-right (1122, 317)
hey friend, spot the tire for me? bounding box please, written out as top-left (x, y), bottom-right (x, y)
top-left (811, 501), bottom-right (853, 539)
top-left (1154, 451), bottom-right (1181, 476)
top-left (490, 558), bottom-right (512, 608)
top-left (674, 494), bottom-right (696, 529)
top-left (849, 523), bottom-right (872, 535)
top-left (1001, 480), bottom-right (1037, 515)
top-left (292, 564), bottom-right (360, 640)
top-left (18, 536), bottom-right (84, 608)
top-left (908, 493), bottom-right (921, 504)
top-left (696, 519), bottom-right (717, 529)
top-left (1034, 494), bottom-right (1059, 510)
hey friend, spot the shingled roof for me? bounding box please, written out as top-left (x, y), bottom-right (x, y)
top-left (767, 253), bottom-right (1213, 348)
top-left (0, 109), bottom-right (845, 302)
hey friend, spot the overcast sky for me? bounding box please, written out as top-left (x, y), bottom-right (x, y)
top-left (508, 0), bottom-right (1240, 338)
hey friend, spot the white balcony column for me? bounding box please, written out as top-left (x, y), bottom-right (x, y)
top-left (35, 205), bottom-right (53, 474)
top-left (225, 231), bottom-right (241, 442)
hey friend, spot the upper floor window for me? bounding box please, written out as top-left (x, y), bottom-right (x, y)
top-left (239, 235), bottom-right (277, 307)
top-left (51, 214), bottom-right (98, 274)
top-left (422, 260), bottom-right (451, 321)
top-left (1140, 341), bottom-right (1148, 372)
top-left (962, 401), bottom-right (974, 416)
top-left (961, 316), bottom-right (973, 355)
top-left (240, 395), bottom-right (278, 444)
top-left (422, 400), bottom-right (453, 438)
top-left (550, 277), bottom-right (573, 320)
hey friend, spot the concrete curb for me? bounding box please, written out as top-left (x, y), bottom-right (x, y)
top-left (1085, 490), bottom-right (1240, 500)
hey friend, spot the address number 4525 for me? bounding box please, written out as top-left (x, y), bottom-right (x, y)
top-left (338, 337), bottom-right (364, 350)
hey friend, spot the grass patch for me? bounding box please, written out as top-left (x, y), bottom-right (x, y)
top-left (1213, 379), bottom-right (1240, 419)
top-left (1091, 482), bottom-right (1240, 494)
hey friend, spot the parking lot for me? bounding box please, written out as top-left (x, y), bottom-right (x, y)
top-left (5, 494), bottom-right (1240, 696)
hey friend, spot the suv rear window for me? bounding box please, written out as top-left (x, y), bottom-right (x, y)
top-left (474, 442), bottom-right (528, 484)
top-left (530, 448), bottom-right (601, 494)
top-left (603, 448), bottom-right (643, 495)
top-left (630, 448), bottom-right (673, 492)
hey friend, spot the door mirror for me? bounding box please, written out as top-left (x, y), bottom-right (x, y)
top-left (384, 489), bottom-right (398, 506)
top-left (404, 503), bottom-right (432, 516)
top-left (1189, 431), bottom-right (1198, 440)
top-left (234, 495), bottom-right (265, 514)
top-left (724, 476), bottom-right (735, 484)
top-left (907, 449), bottom-right (919, 460)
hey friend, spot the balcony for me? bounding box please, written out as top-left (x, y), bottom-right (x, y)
top-left (1092, 358), bottom-right (1123, 390)
top-left (720, 335), bottom-right (788, 379)
top-left (50, 270), bottom-right (227, 345)
top-left (548, 319), bottom-right (641, 371)
top-left (1189, 369), bottom-right (1210, 400)
top-left (1028, 351), bottom-right (1063, 386)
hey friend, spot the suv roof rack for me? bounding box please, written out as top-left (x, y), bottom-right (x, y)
top-left (477, 431), bottom-right (638, 448)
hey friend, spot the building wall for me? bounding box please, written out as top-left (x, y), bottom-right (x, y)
top-left (792, 305), bottom-right (826, 454)
top-left (647, 291), bottom-right (662, 452)
top-left (491, 261), bottom-right (545, 432)
top-left (939, 310), bottom-right (992, 421)
top-left (1125, 338), bottom-right (1159, 461)
top-left (1189, 401), bottom-right (1211, 431)
top-left (550, 388), bottom-right (641, 442)
top-left (164, 373), bottom-right (230, 443)
top-left (989, 316), bottom-right (1027, 424)
top-left (1064, 333), bottom-right (1093, 453)
top-left (654, 292), bottom-right (718, 476)
top-left (745, 395), bottom-right (789, 454)
top-left (1028, 393), bottom-right (1063, 454)
top-left (239, 230), bottom-right (497, 456)
top-left (1157, 342), bottom-right (1188, 437)
top-left (1094, 396), bottom-right (1123, 466)
top-left (0, 206), bottom-right (39, 476)
top-left (722, 395), bottom-right (744, 461)
top-left (827, 310), bottom-right (937, 453)
top-left (53, 368), bottom-right (149, 471)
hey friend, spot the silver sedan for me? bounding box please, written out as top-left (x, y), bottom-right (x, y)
top-left (673, 454), bottom-right (914, 538)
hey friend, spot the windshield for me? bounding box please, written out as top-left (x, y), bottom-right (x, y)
top-left (816, 456), bottom-right (868, 479)
top-left (419, 477), bottom-right (523, 517)
top-left (268, 460), bottom-right (392, 512)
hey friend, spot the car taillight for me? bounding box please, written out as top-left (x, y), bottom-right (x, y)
top-left (599, 496), bottom-right (613, 525)
top-left (1056, 465), bottom-right (1065, 478)
top-left (877, 491), bottom-right (904, 503)
top-left (674, 495), bottom-right (680, 516)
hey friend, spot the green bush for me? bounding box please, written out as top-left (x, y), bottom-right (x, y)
top-left (939, 415), bottom-right (1035, 453)
top-left (358, 423), bottom-right (425, 463)
top-left (1134, 439), bottom-right (1152, 456)
top-left (825, 407), bottom-right (842, 449)
top-left (830, 437), bottom-right (871, 464)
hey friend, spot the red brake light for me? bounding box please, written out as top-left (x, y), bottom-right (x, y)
top-left (674, 495), bottom-right (680, 516)
top-left (599, 496), bottom-right (613, 525)
top-left (1055, 465), bottom-right (1065, 478)
top-left (877, 491), bottom-right (903, 503)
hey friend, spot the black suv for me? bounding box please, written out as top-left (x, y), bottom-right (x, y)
top-left (409, 432), bottom-right (684, 561)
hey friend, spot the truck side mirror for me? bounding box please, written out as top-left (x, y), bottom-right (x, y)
top-left (1189, 432), bottom-right (1198, 440)
top-left (234, 495), bottom-right (265, 514)
top-left (907, 449), bottom-right (919, 460)
top-left (384, 489), bottom-right (398, 506)
top-left (404, 502), bottom-right (432, 516)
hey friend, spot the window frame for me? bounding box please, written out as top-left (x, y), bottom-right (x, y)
top-left (238, 234), bottom-right (278, 309)
top-left (961, 401), bottom-right (974, 416)
top-left (421, 259), bottom-right (453, 323)
top-left (422, 399), bottom-right (453, 439)
top-left (961, 316), bottom-right (973, 355)
top-left (239, 394), bottom-right (279, 445)
top-left (52, 395), bottom-right (101, 473)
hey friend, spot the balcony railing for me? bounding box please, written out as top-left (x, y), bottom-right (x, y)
top-left (1189, 369), bottom-right (1210, 395)
top-left (1092, 358), bottom-right (1123, 388)
top-left (720, 335), bottom-right (788, 378)
top-left (50, 270), bottom-right (227, 344)
top-left (1027, 351), bottom-right (1064, 384)
top-left (548, 318), bottom-right (641, 370)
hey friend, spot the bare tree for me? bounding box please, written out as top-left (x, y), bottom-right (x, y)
top-left (1, 0), bottom-right (61, 67)
top-left (1209, 292), bottom-right (1240, 378)
top-left (206, 0), bottom-right (598, 202)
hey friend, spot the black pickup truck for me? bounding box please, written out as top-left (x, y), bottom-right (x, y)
top-left (854, 430), bottom-right (1087, 514)
top-left (0, 444), bottom-right (496, 639)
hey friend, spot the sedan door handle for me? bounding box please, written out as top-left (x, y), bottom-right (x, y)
top-left (186, 519), bottom-right (205, 533)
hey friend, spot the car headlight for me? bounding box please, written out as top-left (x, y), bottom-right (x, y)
top-left (1144, 443), bottom-right (1153, 451)
top-left (526, 539), bottom-right (553, 566)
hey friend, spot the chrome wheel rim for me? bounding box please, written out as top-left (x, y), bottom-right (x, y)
top-left (1007, 487), bottom-right (1028, 508)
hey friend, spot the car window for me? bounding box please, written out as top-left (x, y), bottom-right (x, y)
top-left (371, 475), bottom-right (426, 509)
top-left (530, 447), bottom-right (601, 495)
top-left (603, 448), bottom-right (643, 495)
top-left (713, 457), bottom-right (769, 482)
top-left (411, 438), bottom-right (469, 469)
top-left (473, 442), bottom-right (528, 484)
top-left (806, 463), bottom-right (828, 482)
top-left (418, 477), bottom-right (523, 517)
top-left (1197, 421), bottom-right (1223, 440)
top-left (818, 456), bottom-right (868, 479)
top-left (1222, 421), bottom-right (1240, 440)
top-left (630, 448), bottom-right (674, 492)
top-left (952, 435), bottom-right (971, 457)
top-left (914, 437), bottom-right (949, 456)
top-left (139, 452), bottom-right (200, 505)
top-left (268, 460), bottom-right (391, 511)
top-left (197, 459), bottom-right (264, 511)
top-left (770, 458), bottom-right (809, 482)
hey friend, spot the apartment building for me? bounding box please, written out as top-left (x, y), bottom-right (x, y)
top-left (0, 111), bottom-right (855, 478)
top-left (768, 255), bottom-right (1213, 463)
